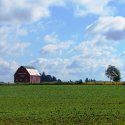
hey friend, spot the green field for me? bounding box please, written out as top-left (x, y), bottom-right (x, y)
top-left (0, 85), bottom-right (125, 124)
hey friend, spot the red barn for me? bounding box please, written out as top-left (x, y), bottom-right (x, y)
top-left (14, 66), bottom-right (41, 83)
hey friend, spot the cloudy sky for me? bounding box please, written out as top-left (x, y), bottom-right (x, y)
top-left (0, 0), bottom-right (125, 82)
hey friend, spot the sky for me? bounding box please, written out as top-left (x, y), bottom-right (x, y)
top-left (1, 0), bottom-right (125, 82)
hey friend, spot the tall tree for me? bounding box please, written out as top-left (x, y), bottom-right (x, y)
top-left (105, 65), bottom-right (121, 82)
top-left (41, 72), bottom-right (47, 82)
top-left (85, 78), bottom-right (89, 82)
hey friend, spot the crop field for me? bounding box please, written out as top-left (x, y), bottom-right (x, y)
top-left (0, 84), bottom-right (125, 125)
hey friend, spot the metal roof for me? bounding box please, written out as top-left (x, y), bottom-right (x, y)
top-left (22, 66), bottom-right (40, 76)
top-left (23, 66), bottom-right (35, 69)
top-left (26, 69), bottom-right (40, 76)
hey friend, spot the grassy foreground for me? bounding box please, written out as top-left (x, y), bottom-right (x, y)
top-left (0, 85), bottom-right (125, 124)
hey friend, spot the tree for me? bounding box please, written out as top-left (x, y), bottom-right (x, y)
top-left (85, 78), bottom-right (96, 82)
top-left (75, 79), bottom-right (83, 84)
top-left (41, 72), bottom-right (46, 82)
top-left (105, 65), bottom-right (121, 82)
top-left (46, 75), bottom-right (52, 82)
top-left (57, 79), bottom-right (62, 83)
top-left (52, 76), bottom-right (57, 82)
top-left (40, 72), bottom-right (60, 82)
top-left (85, 78), bottom-right (89, 82)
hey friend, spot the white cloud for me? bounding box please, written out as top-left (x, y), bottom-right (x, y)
top-left (8, 42), bottom-right (30, 56)
top-left (36, 15), bottom-right (125, 81)
top-left (0, 0), bottom-right (118, 25)
top-left (86, 16), bottom-right (125, 41)
top-left (72, 40), bottom-right (115, 58)
top-left (72, 0), bottom-right (113, 17)
top-left (87, 16), bottom-right (125, 32)
top-left (32, 34), bottom-right (121, 81)
top-left (41, 33), bottom-right (74, 55)
top-left (32, 15), bottom-right (124, 81)
top-left (0, 58), bottom-right (19, 82)
top-left (31, 58), bottom-right (70, 80)
top-left (44, 33), bottom-right (59, 43)
top-left (0, 41), bottom-right (30, 56)
top-left (0, 0), bottom-right (65, 24)
top-left (31, 36), bottom-right (125, 81)
top-left (0, 26), bottom-right (30, 56)
top-left (41, 41), bottom-right (73, 55)
top-left (31, 51), bottom-right (123, 81)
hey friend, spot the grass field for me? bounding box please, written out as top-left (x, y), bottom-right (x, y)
top-left (0, 85), bottom-right (125, 124)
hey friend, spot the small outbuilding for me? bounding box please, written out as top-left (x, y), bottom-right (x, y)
top-left (14, 66), bottom-right (41, 83)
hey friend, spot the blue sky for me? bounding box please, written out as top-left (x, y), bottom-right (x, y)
top-left (0, 0), bottom-right (125, 82)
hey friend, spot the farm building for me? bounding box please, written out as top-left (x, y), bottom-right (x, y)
top-left (14, 66), bottom-right (41, 83)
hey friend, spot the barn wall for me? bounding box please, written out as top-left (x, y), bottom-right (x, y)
top-left (30, 76), bottom-right (41, 83)
top-left (14, 67), bottom-right (30, 83)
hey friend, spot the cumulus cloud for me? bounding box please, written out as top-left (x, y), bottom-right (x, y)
top-left (0, 58), bottom-right (19, 82)
top-left (41, 41), bottom-right (73, 55)
top-left (72, 0), bottom-right (113, 17)
top-left (86, 16), bottom-right (125, 41)
top-left (41, 33), bottom-right (74, 55)
top-left (72, 40), bottom-right (115, 58)
top-left (8, 42), bottom-right (30, 55)
top-left (104, 30), bottom-right (125, 41)
top-left (0, 26), bottom-right (30, 56)
top-left (31, 50), bottom-right (123, 81)
top-left (33, 33), bottom-right (122, 81)
top-left (31, 58), bottom-right (70, 80)
top-left (44, 33), bottom-right (59, 43)
top-left (29, 14), bottom-right (125, 81)
top-left (0, 41), bottom-right (30, 56)
top-left (0, 0), bottom-right (118, 24)
top-left (0, 0), bottom-right (65, 24)
top-left (36, 15), bottom-right (125, 81)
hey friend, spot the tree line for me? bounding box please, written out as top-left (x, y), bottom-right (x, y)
top-left (40, 65), bottom-right (121, 83)
top-left (40, 72), bottom-right (61, 82)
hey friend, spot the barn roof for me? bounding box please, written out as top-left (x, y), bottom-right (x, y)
top-left (23, 66), bottom-right (35, 69)
top-left (22, 66), bottom-right (40, 76)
